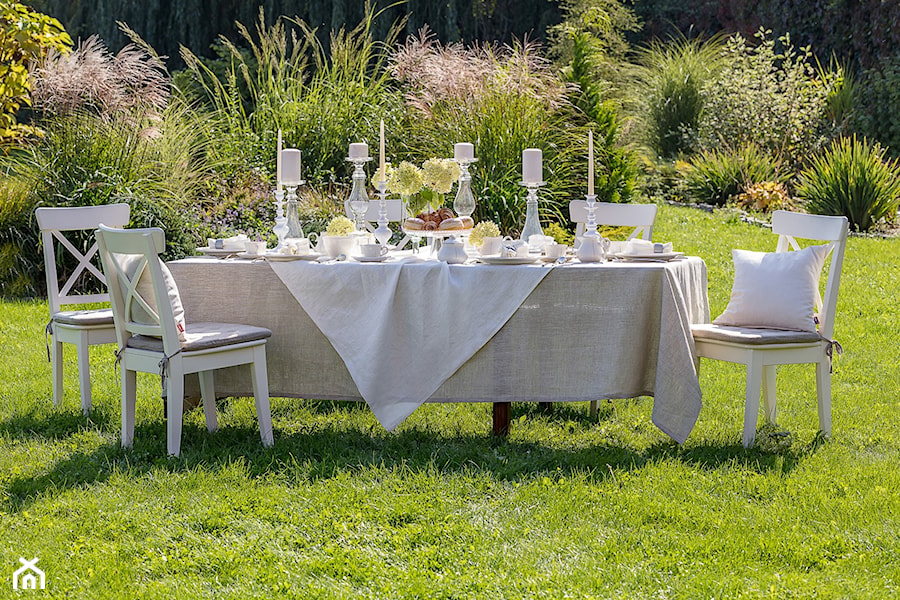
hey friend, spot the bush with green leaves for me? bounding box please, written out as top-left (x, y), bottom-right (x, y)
top-left (681, 145), bottom-right (785, 206)
top-left (698, 30), bottom-right (838, 170)
top-left (797, 136), bottom-right (900, 232)
top-left (635, 34), bottom-right (724, 158)
top-left (855, 55), bottom-right (900, 158)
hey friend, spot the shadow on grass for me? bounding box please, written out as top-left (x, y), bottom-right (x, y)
top-left (3, 399), bottom-right (825, 511)
top-left (0, 405), bottom-right (114, 441)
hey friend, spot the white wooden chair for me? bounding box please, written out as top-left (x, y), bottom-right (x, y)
top-left (568, 200), bottom-right (658, 240)
top-left (569, 201), bottom-right (659, 417)
top-left (36, 204), bottom-right (131, 414)
top-left (691, 211), bottom-right (850, 448)
top-left (95, 225), bottom-right (274, 457)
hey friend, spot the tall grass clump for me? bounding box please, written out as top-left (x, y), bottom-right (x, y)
top-left (179, 7), bottom-right (405, 197)
top-left (681, 145), bottom-right (786, 206)
top-left (635, 34), bottom-right (724, 158)
top-left (391, 31), bottom-right (635, 234)
top-left (0, 32), bottom-right (211, 297)
top-left (797, 135), bottom-right (900, 231)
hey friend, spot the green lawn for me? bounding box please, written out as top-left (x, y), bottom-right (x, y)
top-left (2, 204), bottom-right (899, 599)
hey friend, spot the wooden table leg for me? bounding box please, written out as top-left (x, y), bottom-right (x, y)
top-left (493, 402), bottom-right (510, 436)
top-left (538, 401), bottom-right (554, 415)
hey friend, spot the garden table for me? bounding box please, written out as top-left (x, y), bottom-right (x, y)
top-left (168, 255), bottom-right (709, 443)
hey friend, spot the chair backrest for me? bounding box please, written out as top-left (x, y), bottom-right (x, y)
top-left (95, 225), bottom-right (181, 356)
top-left (568, 201), bottom-right (658, 240)
top-left (36, 204), bottom-right (130, 314)
top-left (771, 210), bottom-right (850, 339)
top-left (345, 199), bottom-right (407, 233)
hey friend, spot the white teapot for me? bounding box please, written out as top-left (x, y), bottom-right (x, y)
top-left (437, 235), bottom-right (468, 264)
top-left (576, 234), bottom-right (610, 263)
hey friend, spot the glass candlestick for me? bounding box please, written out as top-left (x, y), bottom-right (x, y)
top-left (346, 156), bottom-right (372, 231)
top-left (519, 180), bottom-right (545, 250)
top-left (284, 183), bottom-right (304, 242)
top-left (453, 158), bottom-right (478, 218)
top-left (583, 193), bottom-right (600, 238)
top-left (273, 189), bottom-right (287, 250)
top-left (373, 180), bottom-right (392, 246)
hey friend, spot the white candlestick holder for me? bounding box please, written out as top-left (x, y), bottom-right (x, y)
top-left (284, 182), bottom-right (305, 243)
top-left (346, 157), bottom-right (372, 232)
top-left (519, 180), bottom-right (546, 249)
top-left (373, 179), bottom-right (392, 246)
top-left (273, 189), bottom-right (287, 250)
top-left (583, 193), bottom-right (600, 238)
top-left (453, 158), bottom-right (478, 218)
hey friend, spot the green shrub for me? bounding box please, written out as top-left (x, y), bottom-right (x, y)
top-left (681, 145), bottom-right (785, 206)
top-left (698, 30), bottom-right (837, 170)
top-left (797, 135), bottom-right (900, 231)
top-left (635, 34), bottom-right (724, 158)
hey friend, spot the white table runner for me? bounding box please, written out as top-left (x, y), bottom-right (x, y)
top-left (268, 259), bottom-right (550, 430)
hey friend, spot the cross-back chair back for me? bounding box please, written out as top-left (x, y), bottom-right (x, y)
top-left (36, 203), bottom-right (130, 413)
top-left (568, 201), bottom-right (658, 240)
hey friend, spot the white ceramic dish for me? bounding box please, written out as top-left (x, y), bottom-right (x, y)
top-left (615, 251), bottom-right (684, 262)
top-left (539, 256), bottom-right (569, 263)
top-left (353, 255), bottom-right (390, 263)
top-left (401, 228), bottom-right (473, 238)
top-left (265, 252), bottom-right (320, 262)
top-left (477, 256), bottom-right (538, 265)
top-left (196, 247), bottom-right (239, 258)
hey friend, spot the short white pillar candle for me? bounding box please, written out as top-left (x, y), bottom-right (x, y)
top-left (349, 142), bottom-right (368, 159)
top-left (522, 148), bottom-right (542, 184)
top-left (454, 142), bottom-right (474, 161)
top-left (282, 149), bottom-right (302, 185)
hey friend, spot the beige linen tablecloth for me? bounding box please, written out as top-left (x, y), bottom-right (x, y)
top-left (168, 257), bottom-right (710, 443)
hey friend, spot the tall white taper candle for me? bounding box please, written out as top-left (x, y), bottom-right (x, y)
top-left (588, 130), bottom-right (594, 196)
top-left (379, 120), bottom-right (386, 182)
top-left (276, 129), bottom-right (283, 193)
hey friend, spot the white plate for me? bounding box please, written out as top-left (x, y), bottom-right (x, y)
top-left (615, 251), bottom-right (684, 262)
top-left (196, 247), bottom-right (241, 258)
top-left (265, 252), bottom-right (320, 262)
top-left (236, 251), bottom-right (268, 259)
top-left (539, 256), bottom-right (569, 263)
top-left (478, 256), bottom-right (538, 265)
top-left (353, 255), bottom-right (390, 262)
top-left (401, 228), bottom-right (473, 238)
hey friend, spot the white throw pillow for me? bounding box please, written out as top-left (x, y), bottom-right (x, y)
top-left (713, 244), bottom-right (830, 333)
top-left (120, 255), bottom-right (187, 341)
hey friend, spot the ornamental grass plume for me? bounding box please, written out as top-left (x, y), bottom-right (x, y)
top-left (31, 34), bottom-right (169, 119)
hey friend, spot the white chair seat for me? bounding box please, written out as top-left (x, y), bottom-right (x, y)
top-left (691, 324), bottom-right (822, 345)
top-left (52, 308), bottom-right (115, 327)
top-left (127, 322), bottom-right (272, 352)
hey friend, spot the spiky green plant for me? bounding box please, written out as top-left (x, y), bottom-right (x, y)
top-left (681, 145), bottom-right (785, 206)
top-left (797, 135), bottom-right (900, 231)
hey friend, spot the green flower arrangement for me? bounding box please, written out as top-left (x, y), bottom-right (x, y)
top-left (388, 161), bottom-right (424, 196)
top-left (468, 221), bottom-right (500, 248)
top-left (325, 215), bottom-right (355, 236)
top-left (422, 158), bottom-right (461, 194)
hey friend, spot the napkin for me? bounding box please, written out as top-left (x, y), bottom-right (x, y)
top-left (624, 240), bottom-right (673, 255)
top-left (210, 234), bottom-right (249, 250)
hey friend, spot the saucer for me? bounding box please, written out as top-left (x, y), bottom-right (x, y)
top-left (197, 247), bottom-right (240, 258)
top-left (478, 256), bottom-right (538, 265)
top-left (237, 251), bottom-right (267, 259)
top-left (539, 256), bottom-right (568, 263)
top-left (265, 252), bottom-right (320, 262)
top-left (353, 255), bottom-right (390, 263)
top-left (614, 251), bottom-right (684, 262)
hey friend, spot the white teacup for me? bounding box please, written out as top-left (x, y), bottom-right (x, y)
top-left (543, 243), bottom-right (567, 259)
top-left (245, 240), bottom-right (267, 256)
top-left (528, 234), bottom-right (554, 252)
top-left (321, 235), bottom-right (358, 259)
top-left (479, 236), bottom-right (503, 256)
top-left (360, 243), bottom-right (388, 258)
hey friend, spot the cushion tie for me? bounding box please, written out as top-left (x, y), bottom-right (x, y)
top-left (44, 320), bottom-right (53, 362)
top-left (158, 349), bottom-right (183, 399)
top-left (823, 338), bottom-right (843, 373)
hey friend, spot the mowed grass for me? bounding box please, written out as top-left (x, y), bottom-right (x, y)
top-left (1, 204), bottom-right (899, 599)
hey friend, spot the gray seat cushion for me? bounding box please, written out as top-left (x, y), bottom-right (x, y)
top-left (692, 323), bottom-right (823, 345)
top-left (52, 308), bottom-right (115, 326)
top-left (127, 322), bottom-right (272, 352)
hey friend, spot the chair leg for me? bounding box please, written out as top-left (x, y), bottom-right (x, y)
top-left (250, 346), bottom-right (274, 447)
top-left (742, 357), bottom-right (764, 448)
top-left (761, 365), bottom-right (777, 425)
top-left (51, 335), bottom-right (64, 408)
top-left (121, 369), bottom-right (136, 449)
top-left (166, 370), bottom-right (185, 457)
top-left (76, 331), bottom-right (92, 415)
top-left (816, 359), bottom-right (832, 438)
top-left (589, 400), bottom-right (598, 418)
top-left (198, 371), bottom-right (218, 433)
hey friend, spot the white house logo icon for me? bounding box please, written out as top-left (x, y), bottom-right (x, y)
top-left (13, 557), bottom-right (45, 590)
